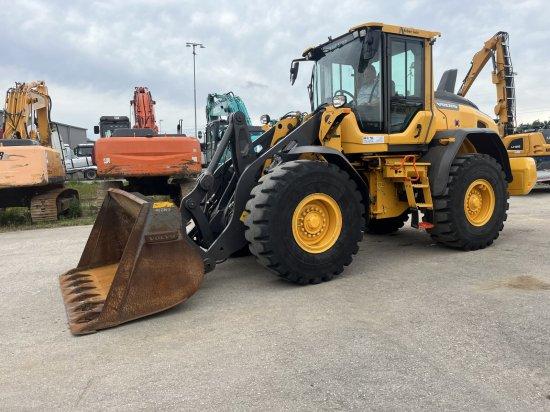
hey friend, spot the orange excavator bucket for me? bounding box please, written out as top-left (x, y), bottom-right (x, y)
top-left (59, 189), bottom-right (204, 334)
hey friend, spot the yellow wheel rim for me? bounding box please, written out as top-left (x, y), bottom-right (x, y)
top-left (292, 193), bottom-right (342, 254)
top-left (464, 179), bottom-right (495, 227)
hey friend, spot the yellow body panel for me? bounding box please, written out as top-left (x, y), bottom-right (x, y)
top-left (508, 157), bottom-right (536, 195)
top-left (503, 132), bottom-right (550, 158)
top-left (328, 103), bottom-right (497, 155)
top-left (434, 104), bottom-right (498, 133)
top-left (0, 145), bottom-right (64, 189)
top-left (367, 169), bottom-right (408, 219)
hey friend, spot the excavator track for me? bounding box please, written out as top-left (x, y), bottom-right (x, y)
top-left (30, 187), bottom-right (78, 222)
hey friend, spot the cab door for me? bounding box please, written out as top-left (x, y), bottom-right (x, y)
top-left (385, 34), bottom-right (433, 145)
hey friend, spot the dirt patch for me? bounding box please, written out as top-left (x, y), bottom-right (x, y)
top-left (485, 275), bottom-right (550, 291)
top-left (504, 275), bottom-right (550, 290)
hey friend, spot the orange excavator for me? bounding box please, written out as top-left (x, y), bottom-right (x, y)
top-left (0, 81), bottom-right (78, 221)
top-left (93, 87), bottom-right (201, 200)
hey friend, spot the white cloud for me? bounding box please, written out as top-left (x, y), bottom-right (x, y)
top-left (1, 0), bottom-right (549, 137)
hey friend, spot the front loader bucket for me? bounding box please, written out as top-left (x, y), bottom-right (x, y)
top-left (59, 189), bottom-right (204, 335)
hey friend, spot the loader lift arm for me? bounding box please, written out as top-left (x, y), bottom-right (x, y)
top-left (182, 110), bottom-right (325, 272)
top-left (457, 32), bottom-right (516, 137)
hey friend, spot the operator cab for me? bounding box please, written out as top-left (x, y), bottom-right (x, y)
top-left (94, 116), bottom-right (132, 138)
top-left (291, 23), bottom-right (439, 138)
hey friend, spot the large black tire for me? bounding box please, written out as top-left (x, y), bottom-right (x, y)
top-left (244, 160), bottom-right (365, 284)
top-left (429, 154), bottom-right (508, 250)
top-left (366, 211), bottom-right (409, 234)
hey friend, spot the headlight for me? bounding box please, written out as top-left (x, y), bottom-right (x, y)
top-left (260, 114), bottom-right (271, 125)
top-left (332, 94), bottom-right (347, 108)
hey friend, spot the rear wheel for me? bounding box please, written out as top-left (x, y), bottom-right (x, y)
top-left (429, 154), bottom-right (508, 250)
top-left (244, 160), bottom-right (365, 284)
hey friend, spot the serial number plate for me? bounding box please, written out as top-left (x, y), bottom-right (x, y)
top-left (362, 136), bottom-right (384, 144)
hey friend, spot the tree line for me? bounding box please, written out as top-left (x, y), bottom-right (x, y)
top-left (516, 120), bottom-right (550, 132)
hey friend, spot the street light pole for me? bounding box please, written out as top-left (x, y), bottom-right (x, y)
top-left (186, 42), bottom-right (205, 139)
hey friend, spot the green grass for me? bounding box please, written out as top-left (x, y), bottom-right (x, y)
top-left (0, 181), bottom-right (100, 233)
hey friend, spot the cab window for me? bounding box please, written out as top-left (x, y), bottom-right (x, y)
top-left (389, 38), bottom-right (424, 133)
top-left (331, 63), bottom-right (355, 98)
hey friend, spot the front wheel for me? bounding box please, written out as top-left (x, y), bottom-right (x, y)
top-left (244, 160), bottom-right (365, 284)
top-left (429, 154), bottom-right (508, 250)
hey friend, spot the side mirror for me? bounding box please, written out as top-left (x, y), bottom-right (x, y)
top-left (93, 125), bottom-right (99, 135)
top-left (290, 60), bottom-right (300, 85)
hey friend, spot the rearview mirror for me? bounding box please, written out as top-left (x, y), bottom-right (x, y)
top-left (290, 60), bottom-right (300, 85)
top-left (198, 131), bottom-right (203, 140)
top-left (93, 125), bottom-right (99, 135)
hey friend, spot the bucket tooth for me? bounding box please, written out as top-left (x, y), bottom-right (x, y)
top-left (59, 189), bottom-right (204, 335)
top-left (70, 301), bottom-right (105, 313)
top-left (65, 279), bottom-right (94, 288)
top-left (63, 273), bottom-right (90, 282)
top-left (66, 292), bottom-right (101, 304)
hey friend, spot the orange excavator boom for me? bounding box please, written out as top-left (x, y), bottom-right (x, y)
top-left (131, 86), bottom-right (158, 133)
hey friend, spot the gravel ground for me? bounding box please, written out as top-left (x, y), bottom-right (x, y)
top-left (1, 188), bottom-right (549, 410)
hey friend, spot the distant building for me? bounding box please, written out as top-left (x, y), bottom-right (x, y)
top-left (53, 122), bottom-right (88, 149)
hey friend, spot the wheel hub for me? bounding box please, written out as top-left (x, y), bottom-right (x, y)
top-left (292, 194), bottom-right (342, 253)
top-left (464, 179), bottom-right (496, 226)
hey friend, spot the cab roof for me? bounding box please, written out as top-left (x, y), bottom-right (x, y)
top-left (302, 22), bottom-right (440, 57)
top-left (350, 22), bottom-right (440, 39)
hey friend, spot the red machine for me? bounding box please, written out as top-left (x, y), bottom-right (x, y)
top-left (93, 87), bottom-right (201, 200)
top-left (131, 87), bottom-right (159, 133)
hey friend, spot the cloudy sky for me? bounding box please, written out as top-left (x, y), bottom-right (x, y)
top-left (1, 0), bottom-right (549, 139)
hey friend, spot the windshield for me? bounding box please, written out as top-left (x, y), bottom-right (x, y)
top-left (76, 146), bottom-right (93, 157)
top-left (311, 30), bottom-right (383, 133)
top-left (100, 120), bottom-right (131, 137)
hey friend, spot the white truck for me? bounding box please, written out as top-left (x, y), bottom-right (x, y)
top-left (63, 143), bottom-right (97, 180)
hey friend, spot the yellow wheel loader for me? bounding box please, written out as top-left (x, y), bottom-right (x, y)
top-left (59, 23), bottom-right (537, 335)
